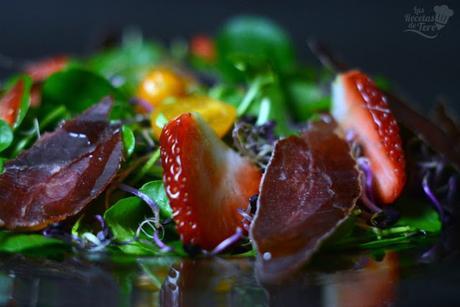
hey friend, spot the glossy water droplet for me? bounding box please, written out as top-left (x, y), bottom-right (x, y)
top-left (263, 252), bottom-right (272, 261)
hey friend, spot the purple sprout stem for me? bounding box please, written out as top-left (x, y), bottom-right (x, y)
top-left (361, 191), bottom-right (382, 213)
top-left (130, 97), bottom-right (153, 113)
top-left (153, 230), bottom-right (173, 252)
top-left (206, 227), bottom-right (243, 256)
top-left (357, 157), bottom-right (381, 213)
top-left (118, 183), bottom-right (160, 224)
top-left (447, 175), bottom-right (457, 208)
top-left (94, 214), bottom-right (111, 241)
top-left (422, 172), bottom-right (445, 221)
top-left (237, 208), bottom-right (253, 223)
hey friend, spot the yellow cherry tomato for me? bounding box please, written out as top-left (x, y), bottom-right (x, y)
top-left (151, 96), bottom-right (237, 139)
top-left (137, 68), bottom-right (186, 109)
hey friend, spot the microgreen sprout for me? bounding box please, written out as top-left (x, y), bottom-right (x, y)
top-left (118, 183), bottom-right (160, 226)
top-left (204, 227), bottom-right (244, 256)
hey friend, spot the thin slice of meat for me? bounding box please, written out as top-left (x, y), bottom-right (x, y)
top-left (250, 118), bottom-right (362, 281)
top-left (0, 97), bottom-right (122, 231)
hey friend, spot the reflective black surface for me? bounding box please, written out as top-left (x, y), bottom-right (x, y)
top-left (0, 1), bottom-right (459, 307)
top-left (1, 246), bottom-right (460, 306)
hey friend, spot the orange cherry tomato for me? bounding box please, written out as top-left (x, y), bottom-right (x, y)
top-left (137, 68), bottom-right (186, 111)
top-left (151, 96), bottom-right (236, 139)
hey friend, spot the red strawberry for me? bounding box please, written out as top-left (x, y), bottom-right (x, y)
top-left (24, 55), bottom-right (68, 82)
top-left (190, 35), bottom-right (216, 62)
top-left (0, 79), bottom-right (25, 126)
top-left (332, 70), bottom-right (406, 204)
top-left (160, 113), bottom-right (261, 250)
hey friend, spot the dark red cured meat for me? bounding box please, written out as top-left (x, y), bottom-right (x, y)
top-left (250, 119), bottom-right (362, 281)
top-left (0, 98), bottom-right (122, 231)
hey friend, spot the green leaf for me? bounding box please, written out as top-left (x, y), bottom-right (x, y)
top-left (394, 197), bottom-right (442, 233)
top-left (139, 180), bottom-right (172, 218)
top-left (0, 157), bottom-right (4, 174)
top-left (104, 180), bottom-right (174, 256)
top-left (245, 79), bottom-right (293, 136)
top-left (217, 16), bottom-right (296, 82)
top-left (121, 125), bottom-right (136, 157)
top-left (285, 80), bottom-right (330, 121)
top-left (87, 31), bottom-right (164, 96)
top-left (105, 196), bottom-right (150, 241)
top-left (71, 215), bottom-right (85, 238)
top-left (326, 199), bottom-right (441, 251)
top-left (10, 105), bottom-right (70, 157)
top-left (208, 84), bottom-right (244, 107)
top-left (374, 75), bottom-right (391, 91)
top-left (236, 74), bottom-right (274, 116)
top-left (154, 113), bottom-right (168, 130)
top-left (0, 231), bottom-right (66, 254)
top-left (41, 68), bottom-right (128, 116)
top-left (104, 196), bottom-right (163, 256)
top-left (0, 120), bottom-right (13, 153)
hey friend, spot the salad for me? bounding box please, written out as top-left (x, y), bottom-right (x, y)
top-left (0, 16), bottom-right (458, 282)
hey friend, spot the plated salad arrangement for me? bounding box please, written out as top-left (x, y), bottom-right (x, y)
top-left (0, 16), bottom-right (458, 281)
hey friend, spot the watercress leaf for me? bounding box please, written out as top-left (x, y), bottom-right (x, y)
top-left (324, 198), bottom-right (441, 252)
top-left (104, 181), bottom-right (171, 243)
top-left (208, 84), bottom-right (244, 107)
top-left (0, 120), bottom-right (13, 153)
top-left (374, 75), bottom-right (391, 91)
top-left (0, 231), bottom-right (66, 253)
top-left (104, 196), bottom-right (161, 256)
top-left (394, 197), bottom-right (441, 233)
top-left (114, 241), bottom-right (159, 255)
top-left (246, 80), bottom-right (293, 136)
top-left (285, 80), bottom-right (330, 121)
top-left (41, 68), bottom-right (127, 116)
top-left (87, 33), bottom-right (164, 96)
top-left (121, 125), bottom-right (136, 157)
top-left (217, 16), bottom-right (296, 82)
top-left (71, 215), bottom-right (84, 238)
top-left (105, 196), bottom-right (149, 241)
top-left (139, 181), bottom-right (172, 218)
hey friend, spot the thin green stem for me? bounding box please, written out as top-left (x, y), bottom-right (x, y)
top-left (12, 106), bottom-right (68, 156)
top-left (237, 75), bottom-right (272, 116)
top-left (131, 148), bottom-right (161, 184)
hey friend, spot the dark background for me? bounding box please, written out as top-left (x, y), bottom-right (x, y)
top-left (0, 0), bottom-right (458, 115)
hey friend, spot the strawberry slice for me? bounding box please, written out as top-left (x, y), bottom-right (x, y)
top-left (24, 55), bottom-right (68, 82)
top-left (332, 70), bottom-right (406, 204)
top-left (24, 56), bottom-right (68, 107)
top-left (160, 113), bottom-right (261, 250)
top-left (0, 80), bottom-right (25, 126)
top-left (190, 35), bottom-right (216, 62)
